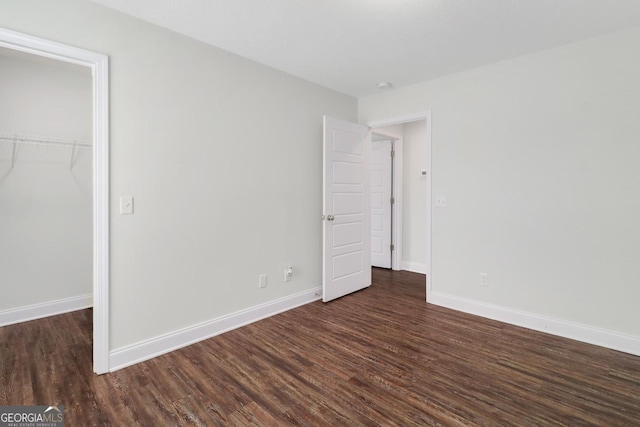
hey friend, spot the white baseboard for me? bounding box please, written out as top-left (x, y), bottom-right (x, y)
top-left (109, 287), bottom-right (322, 372)
top-left (429, 291), bottom-right (640, 357)
top-left (401, 261), bottom-right (427, 274)
top-left (0, 294), bottom-right (92, 327)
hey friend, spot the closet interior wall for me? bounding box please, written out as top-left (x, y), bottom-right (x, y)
top-left (0, 48), bottom-right (93, 320)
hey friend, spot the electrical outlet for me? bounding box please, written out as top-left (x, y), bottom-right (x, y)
top-left (479, 273), bottom-right (488, 287)
top-left (258, 274), bottom-right (267, 289)
top-left (284, 266), bottom-right (293, 282)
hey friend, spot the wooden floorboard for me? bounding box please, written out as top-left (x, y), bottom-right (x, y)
top-left (2, 268), bottom-right (639, 425)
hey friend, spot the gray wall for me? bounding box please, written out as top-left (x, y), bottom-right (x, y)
top-left (0, 0), bottom-right (357, 350)
top-left (360, 26), bottom-right (640, 338)
top-left (401, 120), bottom-right (428, 272)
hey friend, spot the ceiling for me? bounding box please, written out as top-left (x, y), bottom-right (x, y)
top-left (91, 0), bottom-right (640, 97)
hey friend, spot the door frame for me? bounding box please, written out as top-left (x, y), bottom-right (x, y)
top-left (368, 111), bottom-right (432, 301)
top-left (370, 129), bottom-right (403, 271)
top-left (0, 28), bottom-right (110, 373)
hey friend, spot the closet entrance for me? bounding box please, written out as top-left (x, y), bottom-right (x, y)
top-left (0, 27), bottom-right (110, 374)
top-left (0, 46), bottom-right (92, 328)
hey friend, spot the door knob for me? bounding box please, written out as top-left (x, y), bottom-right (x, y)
top-left (327, 215), bottom-right (335, 221)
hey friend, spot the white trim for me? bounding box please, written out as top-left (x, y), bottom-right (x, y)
top-left (0, 295), bottom-right (92, 327)
top-left (430, 291), bottom-right (640, 357)
top-left (109, 287), bottom-right (322, 372)
top-left (368, 112), bottom-right (431, 128)
top-left (392, 137), bottom-right (403, 271)
top-left (425, 113), bottom-right (432, 300)
top-left (92, 41), bottom-right (110, 376)
top-left (0, 28), bottom-right (110, 374)
top-left (401, 261), bottom-right (427, 274)
top-left (368, 112), bottom-right (432, 298)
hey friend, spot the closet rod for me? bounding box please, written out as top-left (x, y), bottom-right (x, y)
top-left (0, 134), bottom-right (91, 148)
top-left (0, 134), bottom-right (91, 171)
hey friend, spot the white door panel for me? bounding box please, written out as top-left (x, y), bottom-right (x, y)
top-left (323, 116), bottom-right (371, 302)
top-left (371, 193), bottom-right (383, 209)
top-left (372, 237), bottom-right (383, 252)
top-left (333, 162), bottom-right (363, 184)
top-left (333, 193), bottom-right (363, 215)
top-left (371, 170), bottom-right (384, 186)
top-left (370, 139), bottom-right (392, 268)
top-left (332, 250), bottom-right (364, 279)
top-left (333, 222), bottom-right (362, 247)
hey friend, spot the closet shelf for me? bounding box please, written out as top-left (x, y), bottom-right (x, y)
top-left (0, 133), bottom-right (91, 171)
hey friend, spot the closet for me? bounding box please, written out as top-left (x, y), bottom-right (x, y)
top-left (0, 47), bottom-right (92, 324)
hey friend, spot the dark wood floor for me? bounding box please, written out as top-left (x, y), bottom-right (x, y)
top-left (2, 269), bottom-right (639, 426)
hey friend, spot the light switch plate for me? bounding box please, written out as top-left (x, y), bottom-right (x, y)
top-left (120, 196), bottom-right (134, 215)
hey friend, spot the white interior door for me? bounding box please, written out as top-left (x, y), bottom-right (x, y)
top-left (323, 116), bottom-right (371, 302)
top-left (370, 139), bottom-right (392, 268)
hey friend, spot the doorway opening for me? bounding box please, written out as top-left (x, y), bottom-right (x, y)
top-left (321, 113), bottom-right (431, 303)
top-left (369, 113), bottom-right (432, 300)
top-left (0, 46), bottom-right (93, 325)
top-left (0, 28), bottom-right (110, 373)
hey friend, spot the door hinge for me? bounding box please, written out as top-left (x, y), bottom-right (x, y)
top-left (390, 150), bottom-right (395, 158)
top-left (390, 244), bottom-right (395, 251)
top-left (390, 197), bottom-right (395, 205)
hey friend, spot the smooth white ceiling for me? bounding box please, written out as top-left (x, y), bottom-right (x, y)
top-left (91, 0), bottom-right (640, 97)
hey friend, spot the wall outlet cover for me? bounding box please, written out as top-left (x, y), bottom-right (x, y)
top-left (258, 274), bottom-right (268, 288)
top-left (479, 273), bottom-right (488, 287)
